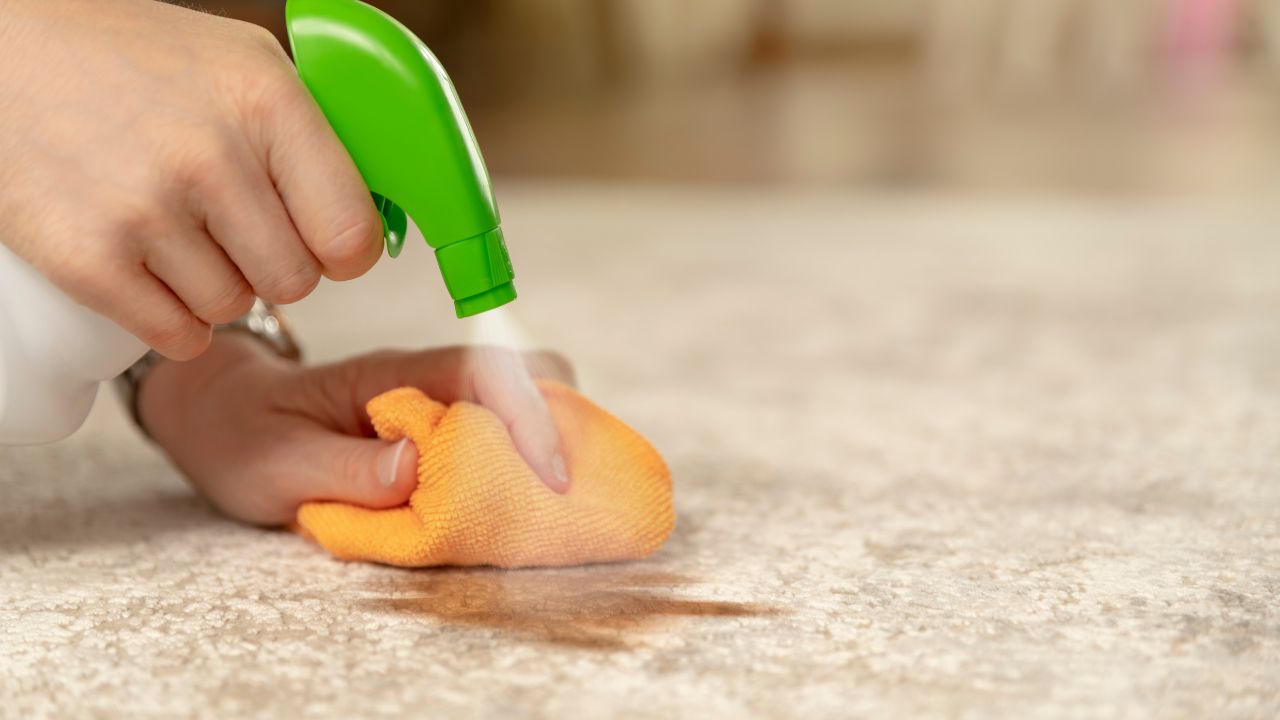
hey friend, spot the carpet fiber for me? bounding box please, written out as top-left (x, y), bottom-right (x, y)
top-left (2, 185), bottom-right (1277, 718)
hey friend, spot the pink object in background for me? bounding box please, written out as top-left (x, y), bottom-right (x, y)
top-left (1161, 0), bottom-right (1240, 91)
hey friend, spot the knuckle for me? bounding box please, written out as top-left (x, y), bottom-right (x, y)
top-left (51, 246), bottom-right (113, 296)
top-left (242, 23), bottom-right (286, 56)
top-left (146, 312), bottom-right (211, 360)
top-left (339, 446), bottom-right (373, 492)
top-left (200, 279), bottom-right (256, 324)
top-left (88, 198), bottom-right (163, 252)
top-left (48, 240), bottom-right (138, 308)
top-left (167, 133), bottom-right (239, 192)
top-left (257, 262), bottom-right (320, 304)
top-left (229, 20), bottom-right (292, 69)
top-left (236, 59), bottom-right (303, 124)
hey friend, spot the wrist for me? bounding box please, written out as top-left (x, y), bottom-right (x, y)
top-left (122, 300), bottom-right (301, 437)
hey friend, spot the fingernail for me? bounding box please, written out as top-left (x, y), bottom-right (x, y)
top-left (380, 438), bottom-right (410, 488)
top-left (550, 453), bottom-right (570, 492)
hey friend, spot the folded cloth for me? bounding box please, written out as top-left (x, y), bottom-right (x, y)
top-left (296, 380), bottom-right (675, 568)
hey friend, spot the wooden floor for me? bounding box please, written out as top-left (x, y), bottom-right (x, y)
top-left (470, 57), bottom-right (1280, 196)
top-left (194, 0), bottom-right (1280, 194)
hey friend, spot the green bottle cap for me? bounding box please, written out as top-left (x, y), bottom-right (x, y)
top-left (434, 227), bottom-right (517, 317)
top-left (454, 282), bottom-right (517, 318)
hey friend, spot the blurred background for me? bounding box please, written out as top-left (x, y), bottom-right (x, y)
top-left (4, 5), bottom-right (1277, 714)
top-left (193, 0), bottom-right (1280, 195)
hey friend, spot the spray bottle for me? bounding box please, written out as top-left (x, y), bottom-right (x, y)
top-left (0, 0), bottom-right (514, 444)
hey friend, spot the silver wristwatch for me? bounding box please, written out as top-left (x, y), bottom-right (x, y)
top-left (114, 299), bottom-right (301, 435)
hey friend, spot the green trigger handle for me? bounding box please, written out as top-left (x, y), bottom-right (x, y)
top-left (373, 193), bottom-right (408, 259)
top-left (286, 0), bottom-right (515, 317)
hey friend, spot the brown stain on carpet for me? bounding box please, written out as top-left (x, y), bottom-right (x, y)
top-left (357, 568), bottom-right (775, 650)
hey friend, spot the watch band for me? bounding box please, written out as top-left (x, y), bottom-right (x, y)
top-left (222, 298), bottom-right (302, 363)
top-left (113, 300), bottom-right (301, 436)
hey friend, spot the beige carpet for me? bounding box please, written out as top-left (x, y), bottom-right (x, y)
top-left (2, 185), bottom-right (1278, 718)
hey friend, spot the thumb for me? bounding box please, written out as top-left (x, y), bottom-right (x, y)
top-left (294, 434), bottom-right (419, 509)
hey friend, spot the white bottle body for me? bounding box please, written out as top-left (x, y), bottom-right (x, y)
top-left (0, 244), bottom-right (146, 444)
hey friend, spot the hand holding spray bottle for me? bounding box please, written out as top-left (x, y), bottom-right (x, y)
top-left (0, 0), bottom-right (515, 444)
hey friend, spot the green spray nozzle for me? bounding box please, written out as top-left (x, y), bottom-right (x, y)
top-left (285, 0), bottom-right (515, 318)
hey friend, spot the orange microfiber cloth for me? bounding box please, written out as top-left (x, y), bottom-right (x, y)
top-left (296, 380), bottom-right (675, 568)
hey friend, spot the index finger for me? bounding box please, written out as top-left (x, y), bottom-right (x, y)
top-left (464, 346), bottom-right (570, 493)
top-left (248, 69), bottom-right (384, 282)
top-left (317, 346), bottom-right (574, 492)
